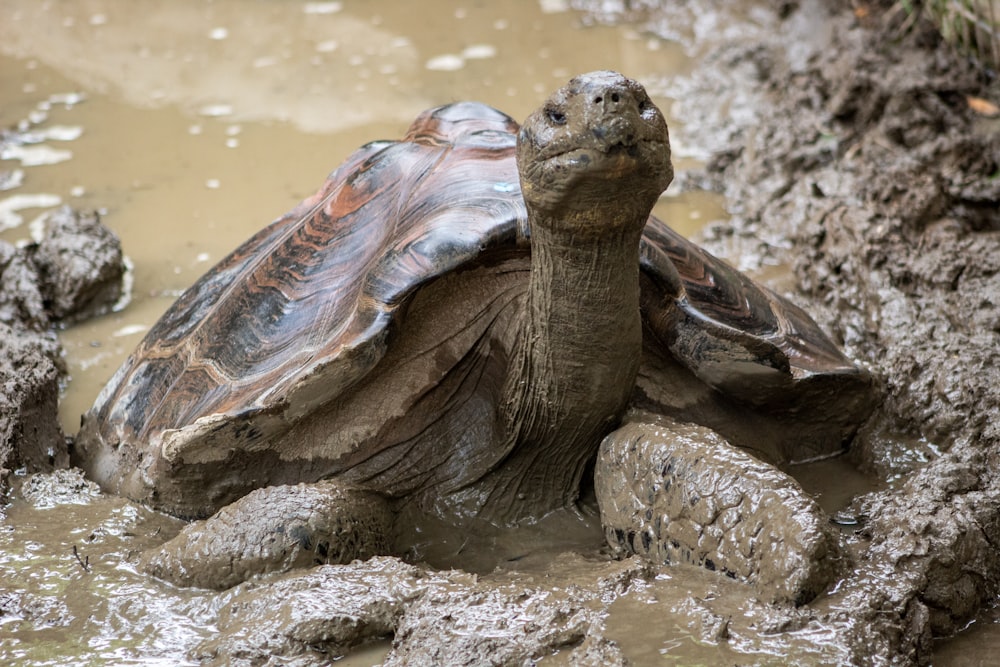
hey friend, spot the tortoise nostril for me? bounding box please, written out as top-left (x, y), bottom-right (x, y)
top-left (594, 96), bottom-right (603, 104)
top-left (611, 92), bottom-right (620, 103)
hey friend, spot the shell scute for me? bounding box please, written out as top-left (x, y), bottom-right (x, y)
top-left (88, 103), bottom-right (526, 451)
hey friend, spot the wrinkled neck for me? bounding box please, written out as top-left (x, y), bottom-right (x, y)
top-left (503, 212), bottom-right (644, 458)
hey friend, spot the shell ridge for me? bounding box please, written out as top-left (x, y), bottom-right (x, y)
top-left (264, 144), bottom-right (459, 413)
top-left (269, 132), bottom-right (523, 415)
top-left (138, 191), bottom-right (341, 436)
top-left (128, 143), bottom-right (395, 438)
top-left (175, 137), bottom-right (459, 422)
top-left (361, 145), bottom-right (523, 311)
top-left (194, 147), bottom-right (422, 419)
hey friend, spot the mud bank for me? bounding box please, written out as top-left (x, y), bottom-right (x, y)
top-left (0, 204), bottom-right (124, 505)
top-left (634, 0), bottom-right (1000, 661)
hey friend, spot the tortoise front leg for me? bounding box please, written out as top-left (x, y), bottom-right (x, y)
top-left (595, 412), bottom-right (842, 605)
top-left (140, 480), bottom-right (393, 589)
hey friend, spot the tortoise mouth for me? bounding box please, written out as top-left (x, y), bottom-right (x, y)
top-left (542, 137), bottom-right (668, 177)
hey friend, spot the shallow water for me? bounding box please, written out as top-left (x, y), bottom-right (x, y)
top-left (0, 1), bottom-right (894, 664)
top-left (0, 471), bottom-right (206, 666)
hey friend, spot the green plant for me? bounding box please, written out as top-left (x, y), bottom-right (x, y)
top-left (902, 0), bottom-right (1000, 70)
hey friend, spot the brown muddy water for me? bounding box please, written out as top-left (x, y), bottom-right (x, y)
top-left (0, 1), bottom-right (886, 665)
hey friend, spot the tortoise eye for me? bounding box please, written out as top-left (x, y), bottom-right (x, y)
top-left (546, 107), bottom-right (567, 125)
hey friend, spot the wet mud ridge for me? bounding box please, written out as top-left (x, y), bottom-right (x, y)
top-left (648, 0), bottom-right (1000, 661)
top-left (0, 205), bottom-right (125, 505)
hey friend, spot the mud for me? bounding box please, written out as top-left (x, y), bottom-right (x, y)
top-left (29, 206), bottom-right (126, 325)
top-left (0, 203), bottom-right (123, 505)
top-left (0, 325), bottom-right (63, 503)
top-left (197, 544), bottom-right (901, 666)
top-left (3, 0), bottom-right (1000, 664)
top-left (629, 0), bottom-right (1000, 661)
top-left (197, 554), bottom-right (645, 666)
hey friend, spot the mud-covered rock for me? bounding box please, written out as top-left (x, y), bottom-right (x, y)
top-left (141, 480), bottom-right (394, 590)
top-left (0, 325), bottom-right (66, 503)
top-left (30, 205), bottom-right (126, 324)
top-left (199, 553), bottom-right (649, 667)
top-left (0, 205), bottom-right (124, 509)
top-left (595, 413), bottom-right (840, 605)
top-left (0, 237), bottom-right (63, 502)
top-left (0, 241), bottom-right (48, 329)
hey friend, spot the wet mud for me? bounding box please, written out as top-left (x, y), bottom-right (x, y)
top-left (644, 0), bottom-right (1000, 662)
top-left (0, 204), bottom-right (123, 504)
top-left (3, 0), bottom-right (1000, 665)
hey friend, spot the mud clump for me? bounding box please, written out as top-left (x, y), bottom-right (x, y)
top-left (29, 206), bottom-right (127, 325)
top-left (20, 468), bottom-right (101, 508)
top-left (0, 328), bottom-right (64, 497)
top-left (198, 554), bottom-right (648, 667)
top-left (0, 240), bottom-right (49, 330)
top-left (198, 557), bottom-right (431, 664)
top-left (0, 206), bottom-right (126, 505)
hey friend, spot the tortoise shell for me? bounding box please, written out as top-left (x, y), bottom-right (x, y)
top-left (75, 101), bottom-right (871, 517)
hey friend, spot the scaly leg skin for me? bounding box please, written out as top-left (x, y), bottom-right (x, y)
top-left (140, 480), bottom-right (393, 590)
top-left (595, 412), bottom-right (841, 605)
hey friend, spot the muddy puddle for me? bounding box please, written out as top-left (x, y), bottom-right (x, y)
top-left (0, 1), bottom-right (746, 664)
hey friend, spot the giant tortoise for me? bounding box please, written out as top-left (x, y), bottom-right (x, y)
top-left (74, 71), bottom-right (872, 599)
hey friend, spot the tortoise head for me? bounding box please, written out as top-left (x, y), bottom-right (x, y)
top-left (517, 71), bottom-right (673, 235)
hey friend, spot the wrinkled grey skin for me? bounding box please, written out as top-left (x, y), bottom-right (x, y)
top-left (464, 71), bottom-right (674, 522)
top-left (140, 481), bottom-right (393, 589)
